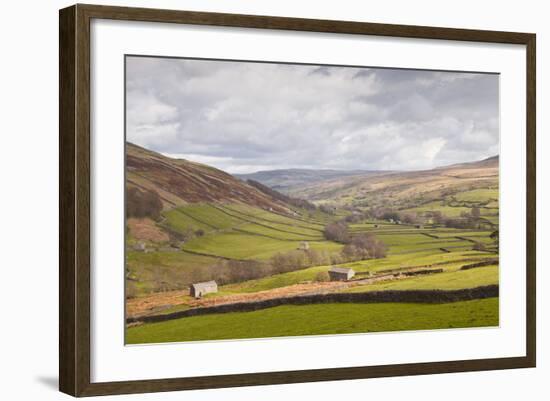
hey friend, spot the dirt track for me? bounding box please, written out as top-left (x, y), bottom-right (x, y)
top-left (126, 268), bottom-right (436, 319)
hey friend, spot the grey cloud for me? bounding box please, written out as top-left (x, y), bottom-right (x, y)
top-left (126, 56), bottom-right (499, 173)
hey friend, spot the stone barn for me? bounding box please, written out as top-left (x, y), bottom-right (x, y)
top-left (328, 267), bottom-right (355, 281)
top-left (298, 241), bottom-right (310, 251)
top-left (190, 280), bottom-right (218, 298)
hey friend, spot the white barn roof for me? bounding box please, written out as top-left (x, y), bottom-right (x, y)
top-left (191, 280), bottom-right (217, 290)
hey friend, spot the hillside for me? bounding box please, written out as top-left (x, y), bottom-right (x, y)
top-left (125, 145), bottom-right (499, 340)
top-left (126, 142), bottom-right (291, 213)
top-left (288, 156), bottom-right (499, 209)
top-left (236, 168), bottom-right (387, 193)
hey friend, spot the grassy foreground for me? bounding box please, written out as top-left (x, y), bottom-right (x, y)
top-left (126, 298), bottom-right (498, 344)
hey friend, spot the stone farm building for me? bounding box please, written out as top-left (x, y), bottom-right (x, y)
top-left (298, 241), bottom-right (310, 251)
top-left (190, 281), bottom-right (218, 298)
top-left (328, 267), bottom-right (355, 281)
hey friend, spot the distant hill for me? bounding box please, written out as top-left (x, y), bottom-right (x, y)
top-left (288, 156), bottom-right (499, 209)
top-left (437, 155), bottom-right (499, 170)
top-left (126, 142), bottom-right (499, 213)
top-left (126, 142), bottom-right (291, 213)
top-left (236, 168), bottom-right (388, 193)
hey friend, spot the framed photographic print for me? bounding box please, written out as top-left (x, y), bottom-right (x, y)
top-left (59, 4), bottom-right (536, 397)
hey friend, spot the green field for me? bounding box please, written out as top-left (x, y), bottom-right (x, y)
top-left (400, 202), bottom-right (475, 217)
top-left (221, 204), bottom-right (325, 230)
top-left (126, 298), bottom-right (499, 343)
top-left (343, 264), bottom-right (498, 293)
top-left (127, 203), bottom-right (344, 295)
top-left (218, 250), bottom-right (495, 295)
top-left (171, 204), bottom-right (245, 229)
top-left (126, 139), bottom-right (500, 344)
top-left (163, 208), bottom-right (215, 233)
top-left (183, 232), bottom-right (341, 260)
top-left (453, 188), bottom-right (499, 203)
top-left (127, 200), bottom-right (499, 341)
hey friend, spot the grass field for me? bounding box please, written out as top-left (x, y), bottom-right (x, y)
top-left (126, 142), bottom-right (500, 344)
top-left (183, 232), bottom-right (341, 260)
top-left (126, 298), bottom-right (499, 343)
top-left (127, 200), bottom-right (499, 340)
top-left (452, 188), bottom-right (499, 203)
top-left (400, 202), bottom-right (476, 217)
top-left (218, 250), bottom-right (495, 294)
top-left (163, 208), bottom-right (215, 233)
top-left (221, 204), bottom-right (325, 230)
top-left (127, 203), bottom-right (344, 295)
top-left (343, 264), bottom-right (498, 293)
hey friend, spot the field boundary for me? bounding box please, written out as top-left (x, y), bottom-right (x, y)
top-left (210, 204), bottom-right (324, 236)
top-left (220, 204), bottom-right (325, 231)
top-left (179, 248), bottom-right (248, 261)
top-left (127, 285), bottom-right (498, 324)
top-left (233, 227), bottom-right (323, 242)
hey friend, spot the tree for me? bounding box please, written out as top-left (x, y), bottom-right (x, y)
top-left (315, 271), bottom-right (330, 282)
top-left (319, 204), bottom-right (336, 215)
top-left (324, 221), bottom-right (350, 243)
top-left (341, 244), bottom-right (359, 261)
top-left (473, 241), bottom-right (486, 251)
top-left (339, 233), bottom-right (388, 261)
top-left (382, 211), bottom-right (400, 222)
top-left (400, 212), bottom-right (418, 225)
top-left (126, 187), bottom-right (163, 220)
top-left (431, 211), bottom-right (444, 225)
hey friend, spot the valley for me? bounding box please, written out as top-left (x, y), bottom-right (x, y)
top-left (125, 142), bottom-right (499, 344)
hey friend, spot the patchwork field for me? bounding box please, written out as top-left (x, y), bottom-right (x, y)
top-left (183, 232), bottom-right (339, 260)
top-left (127, 198), bottom-right (499, 342)
top-left (127, 203), bottom-right (345, 295)
top-left (125, 144), bottom-right (499, 344)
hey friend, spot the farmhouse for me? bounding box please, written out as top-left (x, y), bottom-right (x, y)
top-left (328, 267), bottom-right (355, 281)
top-left (190, 281), bottom-right (218, 298)
top-left (298, 241), bottom-right (310, 251)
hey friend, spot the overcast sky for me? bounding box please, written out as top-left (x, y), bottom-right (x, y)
top-left (126, 56), bottom-right (499, 174)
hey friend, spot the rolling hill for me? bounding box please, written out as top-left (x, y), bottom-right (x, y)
top-left (126, 142), bottom-right (291, 213)
top-left (236, 168), bottom-right (388, 193)
top-left (125, 144), bottom-right (499, 342)
top-left (287, 156), bottom-right (499, 209)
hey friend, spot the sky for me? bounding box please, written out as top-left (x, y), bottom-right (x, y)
top-left (126, 56), bottom-right (499, 174)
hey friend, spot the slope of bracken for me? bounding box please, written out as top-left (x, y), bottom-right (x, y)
top-left (126, 142), bottom-right (290, 212)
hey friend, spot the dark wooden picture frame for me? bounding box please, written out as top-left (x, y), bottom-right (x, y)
top-left (59, 3), bottom-right (536, 397)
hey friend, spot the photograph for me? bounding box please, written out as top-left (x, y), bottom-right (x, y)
top-left (124, 55), bottom-right (500, 345)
